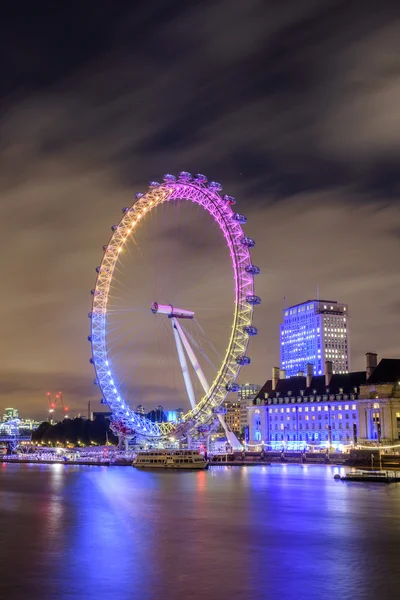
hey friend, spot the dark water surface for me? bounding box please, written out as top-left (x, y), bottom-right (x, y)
top-left (1, 463), bottom-right (400, 600)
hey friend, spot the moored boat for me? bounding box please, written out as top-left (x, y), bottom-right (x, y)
top-left (133, 450), bottom-right (208, 470)
top-left (336, 469), bottom-right (400, 483)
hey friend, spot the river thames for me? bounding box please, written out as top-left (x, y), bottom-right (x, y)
top-left (1, 464), bottom-right (399, 600)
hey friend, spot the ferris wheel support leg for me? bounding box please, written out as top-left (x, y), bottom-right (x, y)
top-left (217, 414), bottom-right (242, 450)
top-left (171, 318), bottom-right (197, 410)
top-left (173, 318), bottom-right (210, 395)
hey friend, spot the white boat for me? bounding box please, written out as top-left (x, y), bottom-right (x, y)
top-left (133, 450), bottom-right (208, 470)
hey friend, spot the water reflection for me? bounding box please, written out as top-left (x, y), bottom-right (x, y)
top-left (1, 464), bottom-right (400, 600)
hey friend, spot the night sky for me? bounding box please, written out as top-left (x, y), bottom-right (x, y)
top-left (1, 1), bottom-right (399, 419)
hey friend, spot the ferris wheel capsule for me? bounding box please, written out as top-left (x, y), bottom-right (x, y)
top-left (245, 264), bottom-right (260, 275)
top-left (135, 192), bottom-right (144, 199)
top-left (241, 236), bottom-right (255, 248)
top-left (163, 174), bottom-right (176, 182)
top-left (194, 173), bottom-right (208, 183)
top-left (246, 295), bottom-right (261, 305)
top-left (244, 326), bottom-right (258, 336)
top-left (149, 181), bottom-right (160, 188)
top-left (223, 195), bottom-right (236, 205)
top-left (178, 171), bottom-right (192, 181)
top-left (208, 181), bottom-right (223, 191)
top-left (226, 383), bottom-right (241, 393)
top-left (232, 213), bottom-right (247, 224)
top-left (236, 355), bottom-right (251, 366)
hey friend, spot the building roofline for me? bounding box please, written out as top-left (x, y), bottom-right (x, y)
top-left (283, 299), bottom-right (340, 311)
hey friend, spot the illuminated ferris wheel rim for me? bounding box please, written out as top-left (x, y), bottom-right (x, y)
top-left (89, 172), bottom-right (261, 439)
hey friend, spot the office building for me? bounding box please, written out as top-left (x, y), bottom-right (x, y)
top-left (280, 299), bottom-right (349, 377)
top-left (223, 401), bottom-right (241, 434)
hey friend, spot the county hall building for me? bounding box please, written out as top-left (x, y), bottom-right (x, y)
top-left (248, 354), bottom-right (400, 450)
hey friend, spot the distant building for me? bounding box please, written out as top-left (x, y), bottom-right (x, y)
top-left (147, 407), bottom-right (166, 423)
top-left (136, 405), bottom-right (145, 415)
top-left (2, 408), bottom-right (19, 422)
top-left (280, 299), bottom-right (349, 377)
top-left (92, 411), bottom-right (112, 422)
top-left (237, 383), bottom-right (260, 401)
top-left (237, 384), bottom-right (261, 432)
top-left (223, 401), bottom-right (241, 434)
top-left (165, 408), bottom-right (184, 422)
top-left (248, 353), bottom-right (400, 449)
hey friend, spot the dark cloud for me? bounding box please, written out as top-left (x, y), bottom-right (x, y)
top-left (0, 0), bottom-right (399, 418)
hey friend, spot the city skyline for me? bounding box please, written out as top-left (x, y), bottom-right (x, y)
top-left (1, 2), bottom-right (400, 419)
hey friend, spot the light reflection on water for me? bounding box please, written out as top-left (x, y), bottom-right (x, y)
top-left (1, 463), bottom-right (400, 600)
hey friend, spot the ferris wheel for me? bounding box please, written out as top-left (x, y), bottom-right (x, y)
top-left (88, 172), bottom-right (260, 446)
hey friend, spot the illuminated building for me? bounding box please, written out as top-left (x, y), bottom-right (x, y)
top-left (2, 408), bottom-right (19, 422)
top-left (136, 405), bottom-right (145, 415)
top-left (280, 299), bottom-right (349, 377)
top-left (165, 408), bottom-right (184, 423)
top-left (237, 383), bottom-right (260, 400)
top-left (237, 384), bottom-right (260, 432)
top-left (248, 353), bottom-right (400, 449)
top-left (223, 401), bottom-right (241, 434)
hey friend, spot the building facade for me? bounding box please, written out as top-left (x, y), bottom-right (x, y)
top-left (248, 354), bottom-right (400, 450)
top-left (223, 401), bottom-right (241, 434)
top-left (237, 384), bottom-right (260, 433)
top-left (280, 299), bottom-right (349, 377)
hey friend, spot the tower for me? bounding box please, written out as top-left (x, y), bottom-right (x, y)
top-left (280, 299), bottom-right (349, 377)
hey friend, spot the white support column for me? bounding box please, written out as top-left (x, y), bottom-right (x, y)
top-left (171, 318), bottom-right (196, 410)
top-left (217, 414), bottom-right (242, 450)
top-left (173, 318), bottom-right (210, 394)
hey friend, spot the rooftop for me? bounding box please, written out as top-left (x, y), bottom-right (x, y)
top-left (366, 359), bottom-right (400, 385)
top-left (255, 371), bottom-right (366, 401)
top-left (283, 299), bottom-right (338, 311)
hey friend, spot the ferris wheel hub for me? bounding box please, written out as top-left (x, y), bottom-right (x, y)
top-left (151, 302), bottom-right (195, 320)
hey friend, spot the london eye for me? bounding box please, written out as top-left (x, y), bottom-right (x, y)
top-left (88, 172), bottom-right (260, 446)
